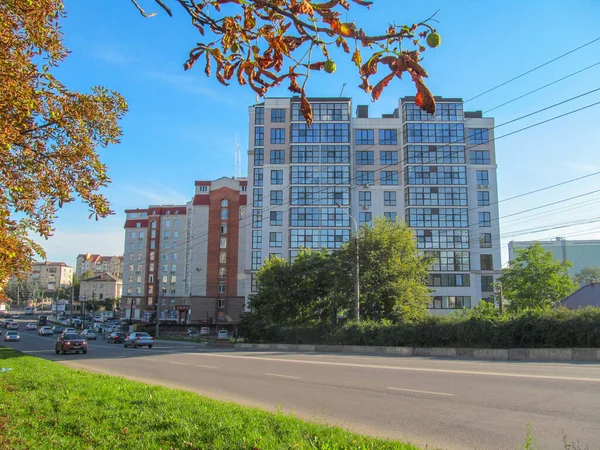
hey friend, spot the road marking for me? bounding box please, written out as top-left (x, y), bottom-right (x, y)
top-left (190, 353), bottom-right (600, 383)
top-left (387, 387), bottom-right (454, 396)
top-left (265, 373), bottom-right (300, 380)
top-left (145, 357), bottom-right (217, 369)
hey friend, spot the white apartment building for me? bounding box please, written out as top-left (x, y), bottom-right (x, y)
top-left (28, 261), bottom-right (73, 291)
top-left (246, 96), bottom-right (502, 312)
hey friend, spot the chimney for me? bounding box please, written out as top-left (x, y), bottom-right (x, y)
top-left (356, 105), bottom-right (369, 118)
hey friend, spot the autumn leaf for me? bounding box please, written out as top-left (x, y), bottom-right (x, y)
top-left (288, 76), bottom-right (303, 94)
top-left (293, 0), bottom-right (314, 15)
top-left (351, 47), bottom-right (362, 68)
top-left (371, 72), bottom-right (395, 101)
top-left (410, 71), bottom-right (436, 114)
top-left (300, 93), bottom-right (313, 126)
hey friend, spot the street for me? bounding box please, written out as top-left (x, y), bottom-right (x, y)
top-left (3, 318), bottom-right (600, 450)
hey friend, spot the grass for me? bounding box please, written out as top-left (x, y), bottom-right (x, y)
top-left (0, 347), bottom-right (419, 450)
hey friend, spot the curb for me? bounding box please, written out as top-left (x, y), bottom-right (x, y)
top-left (235, 343), bottom-right (600, 362)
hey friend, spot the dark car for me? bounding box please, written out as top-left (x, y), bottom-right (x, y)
top-left (52, 325), bottom-right (64, 334)
top-left (55, 333), bottom-right (88, 355)
top-left (38, 315), bottom-right (48, 326)
top-left (107, 332), bottom-right (127, 344)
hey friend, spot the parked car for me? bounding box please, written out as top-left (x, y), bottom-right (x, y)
top-left (217, 330), bottom-right (229, 340)
top-left (107, 332), bottom-right (127, 344)
top-left (63, 328), bottom-right (76, 334)
top-left (81, 329), bottom-right (97, 340)
top-left (4, 331), bottom-right (20, 342)
top-left (200, 327), bottom-right (210, 336)
top-left (55, 333), bottom-right (88, 355)
top-left (38, 326), bottom-right (53, 336)
top-left (7, 321), bottom-right (19, 330)
top-left (186, 328), bottom-right (199, 338)
top-left (52, 325), bottom-right (64, 335)
top-left (123, 332), bottom-right (154, 348)
top-left (25, 323), bottom-right (37, 330)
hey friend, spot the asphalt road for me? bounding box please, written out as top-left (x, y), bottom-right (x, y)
top-left (3, 318), bottom-right (600, 450)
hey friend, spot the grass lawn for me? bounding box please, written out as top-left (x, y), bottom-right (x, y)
top-left (0, 347), bottom-right (420, 450)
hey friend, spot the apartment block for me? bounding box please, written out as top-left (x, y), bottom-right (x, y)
top-left (79, 273), bottom-right (123, 303)
top-left (28, 261), bottom-right (74, 291)
top-left (246, 96), bottom-right (502, 312)
top-left (75, 254), bottom-right (124, 279)
top-left (121, 177), bottom-right (247, 323)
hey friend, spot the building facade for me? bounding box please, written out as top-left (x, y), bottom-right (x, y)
top-left (246, 96), bottom-right (502, 312)
top-left (78, 273), bottom-right (123, 316)
top-left (75, 254), bottom-right (124, 279)
top-left (28, 261), bottom-right (73, 291)
top-left (509, 238), bottom-right (600, 276)
top-left (120, 177), bottom-right (247, 323)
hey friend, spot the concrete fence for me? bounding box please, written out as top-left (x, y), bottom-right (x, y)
top-left (235, 343), bottom-right (600, 362)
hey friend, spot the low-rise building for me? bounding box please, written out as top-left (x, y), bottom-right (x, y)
top-left (28, 261), bottom-right (73, 291)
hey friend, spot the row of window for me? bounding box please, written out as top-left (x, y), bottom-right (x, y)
top-left (405, 187), bottom-right (468, 206)
top-left (291, 103), bottom-right (350, 122)
top-left (358, 211), bottom-right (397, 225)
top-left (406, 166), bottom-right (467, 185)
top-left (358, 191), bottom-right (397, 206)
top-left (254, 107), bottom-right (286, 125)
top-left (356, 171), bottom-right (399, 185)
top-left (407, 208), bottom-right (469, 228)
top-left (403, 102), bottom-right (464, 122)
top-left (354, 129), bottom-right (398, 145)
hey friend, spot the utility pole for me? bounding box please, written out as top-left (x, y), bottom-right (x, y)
top-left (155, 295), bottom-right (161, 338)
top-left (335, 203), bottom-right (360, 322)
top-left (498, 283), bottom-right (504, 314)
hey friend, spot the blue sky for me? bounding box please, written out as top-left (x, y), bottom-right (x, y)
top-left (38, 0), bottom-right (600, 268)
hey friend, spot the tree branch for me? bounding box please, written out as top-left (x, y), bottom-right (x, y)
top-left (130, 0), bottom-right (157, 17)
top-left (20, 121), bottom-right (57, 135)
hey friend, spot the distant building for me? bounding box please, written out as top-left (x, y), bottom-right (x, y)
top-left (76, 254), bottom-right (124, 279)
top-left (27, 261), bottom-right (73, 291)
top-left (509, 238), bottom-right (600, 275)
top-left (559, 282), bottom-right (600, 309)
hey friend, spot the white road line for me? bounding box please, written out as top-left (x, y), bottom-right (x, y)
top-left (265, 373), bottom-right (300, 380)
top-left (387, 387), bottom-right (454, 396)
top-left (190, 353), bottom-right (600, 383)
top-left (144, 357), bottom-right (217, 369)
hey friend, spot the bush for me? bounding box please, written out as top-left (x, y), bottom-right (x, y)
top-left (240, 307), bottom-right (600, 348)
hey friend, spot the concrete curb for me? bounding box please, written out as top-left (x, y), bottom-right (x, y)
top-left (234, 343), bottom-right (600, 362)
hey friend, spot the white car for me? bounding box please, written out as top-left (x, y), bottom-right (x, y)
top-left (25, 323), bottom-right (37, 330)
top-left (81, 329), bottom-right (97, 340)
top-left (200, 327), bottom-right (210, 336)
top-left (63, 328), bottom-right (76, 334)
top-left (124, 332), bottom-right (154, 348)
top-left (217, 330), bottom-right (229, 340)
top-left (38, 326), bottom-right (53, 336)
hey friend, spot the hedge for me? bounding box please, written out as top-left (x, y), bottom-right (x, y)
top-left (239, 307), bottom-right (600, 348)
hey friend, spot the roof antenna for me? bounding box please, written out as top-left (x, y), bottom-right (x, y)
top-left (340, 83), bottom-right (347, 97)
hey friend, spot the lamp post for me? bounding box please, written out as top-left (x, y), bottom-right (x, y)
top-left (335, 203), bottom-right (360, 322)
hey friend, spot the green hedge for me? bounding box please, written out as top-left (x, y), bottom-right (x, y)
top-left (239, 307), bottom-right (600, 348)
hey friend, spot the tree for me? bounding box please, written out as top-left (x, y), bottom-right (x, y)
top-left (574, 266), bottom-right (600, 285)
top-left (5, 278), bottom-right (41, 305)
top-left (499, 243), bottom-right (578, 312)
top-left (0, 1), bottom-right (127, 298)
top-left (132, 0), bottom-right (441, 124)
top-left (337, 217), bottom-right (432, 321)
top-left (80, 270), bottom-right (95, 281)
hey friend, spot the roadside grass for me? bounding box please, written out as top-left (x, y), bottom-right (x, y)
top-left (0, 347), bottom-right (419, 450)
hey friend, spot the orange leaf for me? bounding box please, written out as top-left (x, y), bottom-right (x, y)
top-left (410, 71), bottom-right (436, 115)
top-left (351, 47), bottom-right (362, 68)
top-left (288, 76), bottom-right (303, 94)
top-left (371, 72), bottom-right (394, 101)
top-left (300, 93), bottom-right (313, 126)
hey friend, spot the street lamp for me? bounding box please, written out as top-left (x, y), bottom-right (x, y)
top-left (335, 202), bottom-right (360, 322)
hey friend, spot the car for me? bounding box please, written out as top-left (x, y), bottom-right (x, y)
top-left (123, 332), bottom-right (154, 348)
top-left (81, 329), bottom-right (97, 340)
top-left (7, 321), bottom-right (19, 330)
top-left (186, 328), bottom-right (199, 337)
top-left (25, 323), bottom-right (37, 330)
top-left (38, 326), bottom-right (53, 336)
top-left (107, 332), bottom-right (127, 344)
top-left (200, 327), bottom-right (210, 336)
top-left (38, 315), bottom-right (48, 326)
top-left (55, 333), bottom-right (88, 355)
top-left (63, 328), bottom-right (76, 334)
top-left (52, 325), bottom-right (64, 334)
top-left (4, 331), bottom-right (20, 342)
top-left (217, 330), bottom-right (229, 340)
top-left (11, 314), bottom-right (19, 319)
top-left (93, 315), bottom-right (103, 322)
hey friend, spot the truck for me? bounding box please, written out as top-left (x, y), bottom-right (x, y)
top-left (38, 315), bottom-right (48, 326)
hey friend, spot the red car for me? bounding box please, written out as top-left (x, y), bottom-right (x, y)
top-left (55, 333), bottom-right (88, 355)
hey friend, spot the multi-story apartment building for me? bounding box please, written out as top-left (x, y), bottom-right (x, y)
top-left (75, 254), bottom-right (124, 279)
top-left (121, 177), bottom-right (247, 323)
top-left (26, 261), bottom-right (73, 291)
top-left (79, 273), bottom-right (123, 302)
top-left (246, 96), bottom-right (502, 312)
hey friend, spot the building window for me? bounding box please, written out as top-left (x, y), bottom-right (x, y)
top-left (270, 190), bottom-right (283, 205)
top-left (477, 191), bottom-right (490, 206)
top-left (221, 199), bottom-right (228, 208)
top-left (380, 151), bottom-right (398, 165)
top-left (219, 267), bottom-right (226, 278)
top-left (252, 230), bottom-right (262, 249)
top-left (171, 275), bottom-right (176, 284)
top-left (381, 171), bottom-right (399, 185)
top-left (270, 150), bottom-right (285, 164)
top-left (251, 251), bottom-right (262, 271)
top-left (162, 265), bottom-right (168, 273)
top-left (270, 128), bottom-right (285, 144)
top-left (173, 231), bottom-right (179, 238)
top-left (130, 231), bottom-right (136, 239)
top-left (476, 170), bottom-right (489, 186)
top-left (481, 276), bottom-right (494, 292)
top-left (356, 151), bottom-right (374, 165)
top-left (253, 168), bottom-right (263, 186)
top-left (254, 148), bottom-right (264, 166)
top-left (384, 212), bottom-right (397, 221)
top-left (480, 233), bottom-right (492, 248)
top-left (255, 107), bottom-right (264, 125)
top-left (480, 254), bottom-right (493, 270)
top-left (270, 211), bottom-right (283, 226)
top-left (254, 126), bottom-right (264, 146)
top-left (470, 150), bottom-right (490, 164)
top-left (220, 223), bottom-right (227, 234)
top-left (271, 109), bottom-right (286, 123)
top-left (218, 283), bottom-right (225, 294)
top-left (165, 219), bottom-right (171, 227)
top-left (269, 253), bottom-right (282, 260)
top-left (253, 188), bottom-right (263, 207)
top-left (252, 209), bottom-right (262, 227)
top-left (270, 170), bottom-right (283, 185)
top-left (429, 296), bottom-right (472, 309)
top-left (198, 185), bottom-right (208, 192)
top-left (379, 129), bottom-right (397, 145)
top-left (219, 252), bottom-right (227, 264)
top-left (136, 222), bottom-right (141, 228)
top-left (251, 273), bottom-right (258, 292)
top-left (151, 221), bottom-right (156, 229)
top-left (479, 212), bottom-right (491, 227)
top-left (469, 128), bottom-right (489, 144)
top-left (221, 209), bottom-right (228, 220)
top-left (172, 253), bottom-right (177, 260)
top-left (220, 237), bottom-right (227, 249)
top-left (429, 274), bottom-right (470, 287)
top-left (151, 230), bottom-right (156, 239)
top-left (358, 191), bottom-right (371, 206)
top-left (138, 253), bottom-right (143, 260)
top-left (269, 232), bottom-right (282, 247)
top-left (384, 191), bottom-right (396, 206)
top-left (355, 129), bottom-right (374, 145)
top-left (359, 212), bottom-right (372, 225)
top-left (356, 171), bottom-right (374, 185)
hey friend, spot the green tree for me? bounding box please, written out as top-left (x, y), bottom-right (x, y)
top-left (499, 243), bottom-right (577, 312)
top-left (5, 278), bottom-right (41, 305)
top-left (80, 270), bottom-right (95, 280)
top-left (574, 266), bottom-right (600, 285)
top-left (337, 217), bottom-right (432, 322)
